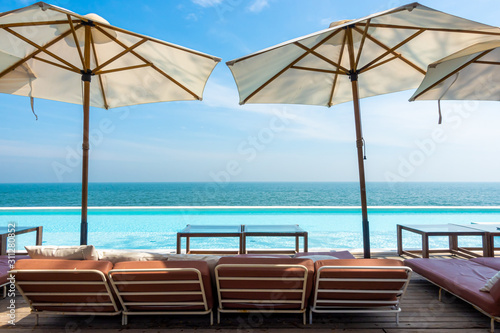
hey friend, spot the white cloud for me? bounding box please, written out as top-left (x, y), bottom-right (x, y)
top-left (0, 139), bottom-right (64, 159)
top-left (191, 0), bottom-right (223, 7)
top-left (320, 18), bottom-right (333, 27)
top-left (186, 13), bottom-right (198, 21)
top-left (248, 0), bottom-right (270, 13)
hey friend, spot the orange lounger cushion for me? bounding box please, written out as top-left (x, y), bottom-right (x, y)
top-left (110, 260), bottom-right (213, 311)
top-left (313, 259), bottom-right (409, 305)
top-left (12, 259), bottom-right (117, 313)
top-left (216, 257), bottom-right (314, 310)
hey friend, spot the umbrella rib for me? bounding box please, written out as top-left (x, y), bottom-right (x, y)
top-left (291, 66), bottom-right (345, 75)
top-left (90, 33), bottom-right (109, 110)
top-left (361, 55), bottom-right (400, 72)
top-left (354, 19), bottom-right (371, 69)
top-left (41, 5), bottom-right (219, 62)
top-left (32, 56), bottom-right (81, 74)
top-left (0, 20), bottom-right (77, 29)
top-left (357, 23), bottom-right (500, 36)
top-left (151, 64), bottom-right (201, 100)
top-left (241, 29), bottom-right (344, 104)
top-left (357, 28), bottom-right (425, 74)
top-left (97, 64), bottom-right (152, 75)
top-left (294, 42), bottom-right (350, 74)
top-left (353, 26), bottom-right (426, 75)
top-left (412, 49), bottom-right (495, 100)
top-left (474, 60), bottom-right (500, 65)
top-left (67, 15), bottom-right (85, 69)
top-left (94, 26), bottom-right (200, 100)
top-left (328, 32), bottom-right (348, 107)
top-left (3, 27), bottom-right (81, 73)
top-left (92, 39), bottom-right (148, 73)
top-left (88, 20), bottom-right (220, 62)
top-left (0, 27), bottom-right (76, 80)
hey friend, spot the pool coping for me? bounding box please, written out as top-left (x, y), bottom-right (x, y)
top-left (2, 205), bottom-right (500, 213)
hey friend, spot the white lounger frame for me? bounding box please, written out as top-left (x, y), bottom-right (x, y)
top-left (215, 264), bottom-right (309, 325)
top-left (310, 265), bottom-right (412, 324)
top-left (108, 267), bottom-right (213, 325)
top-left (9, 269), bottom-right (121, 324)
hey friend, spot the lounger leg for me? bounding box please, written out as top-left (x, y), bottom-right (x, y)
top-left (217, 309), bottom-right (220, 324)
top-left (438, 288), bottom-right (442, 302)
top-left (2, 285), bottom-right (5, 298)
top-left (309, 310), bottom-right (313, 325)
top-left (396, 313), bottom-right (399, 325)
top-left (122, 314), bottom-right (127, 325)
top-left (34, 314), bottom-right (38, 326)
top-left (491, 318), bottom-right (494, 333)
top-left (303, 311), bottom-right (306, 325)
top-left (210, 311), bottom-right (213, 326)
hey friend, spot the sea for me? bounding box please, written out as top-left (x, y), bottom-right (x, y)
top-left (2, 182), bottom-right (500, 207)
top-left (1, 182), bottom-right (500, 251)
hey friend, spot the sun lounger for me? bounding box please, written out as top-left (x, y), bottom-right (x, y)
top-left (310, 259), bottom-right (412, 324)
top-left (1, 255), bottom-right (30, 298)
top-left (10, 259), bottom-right (120, 324)
top-left (215, 257), bottom-right (314, 324)
top-left (405, 258), bottom-right (500, 332)
top-left (108, 260), bottom-right (213, 325)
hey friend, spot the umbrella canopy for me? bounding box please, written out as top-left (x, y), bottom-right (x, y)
top-left (410, 40), bottom-right (500, 102)
top-left (226, 2), bottom-right (500, 257)
top-left (0, 2), bottom-right (221, 245)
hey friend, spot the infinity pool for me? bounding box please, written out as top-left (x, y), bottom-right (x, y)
top-left (2, 206), bottom-right (500, 251)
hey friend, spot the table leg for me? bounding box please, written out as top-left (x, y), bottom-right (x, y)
top-left (490, 234), bottom-right (496, 257)
top-left (36, 226), bottom-right (43, 246)
top-left (397, 225), bottom-right (403, 256)
top-left (295, 235), bottom-right (299, 253)
top-left (186, 237), bottom-right (190, 254)
top-left (483, 233), bottom-right (490, 257)
top-left (422, 234), bottom-right (429, 258)
top-left (239, 234), bottom-right (245, 254)
top-left (176, 234), bottom-right (181, 254)
top-left (449, 235), bottom-right (458, 255)
top-left (0, 234), bottom-right (6, 256)
top-left (304, 233), bottom-right (308, 252)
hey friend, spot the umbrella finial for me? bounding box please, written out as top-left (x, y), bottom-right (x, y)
top-left (405, 3), bottom-right (418, 12)
top-left (329, 19), bottom-right (352, 28)
top-left (38, 2), bottom-right (50, 11)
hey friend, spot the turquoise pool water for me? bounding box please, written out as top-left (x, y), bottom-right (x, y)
top-left (2, 206), bottom-right (500, 252)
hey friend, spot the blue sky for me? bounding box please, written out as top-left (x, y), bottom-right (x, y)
top-left (1, 0), bottom-right (499, 183)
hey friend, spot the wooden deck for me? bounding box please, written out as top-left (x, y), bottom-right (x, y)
top-left (0, 251), bottom-right (497, 332)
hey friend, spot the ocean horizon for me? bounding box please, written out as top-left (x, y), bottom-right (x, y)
top-left (1, 181), bottom-right (500, 207)
top-left (2, 182), bottom-right (500, 250)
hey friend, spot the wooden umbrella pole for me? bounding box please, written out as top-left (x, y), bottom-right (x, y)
top-left (80, 24), bottom-right (91, 245)
top-left (347, 27), bottom-right (370, 258)
top-left (351, 78), bottom-right (370, 258)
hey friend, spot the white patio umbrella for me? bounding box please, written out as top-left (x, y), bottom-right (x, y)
top-left (226, 2), bottom-right (500, 257)
top-left (410, 40), bottom-right (500, 105)
top-left (0, 2), bottom-right (221, 245)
